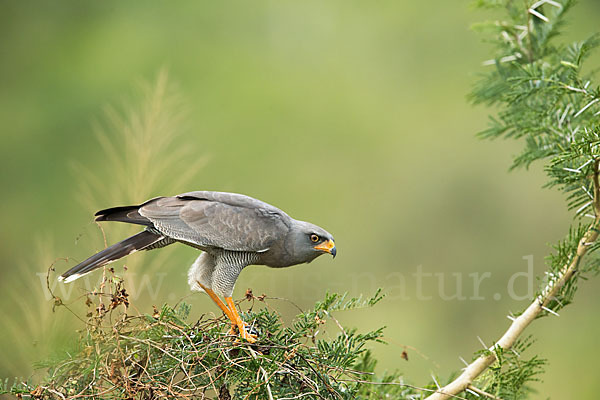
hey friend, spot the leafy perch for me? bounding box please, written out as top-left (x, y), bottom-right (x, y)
top-left (1, 277), bottom-right (422, 399)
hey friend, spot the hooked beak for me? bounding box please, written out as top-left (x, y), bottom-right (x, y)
top-left (314, 239), bottom-right (336, 258)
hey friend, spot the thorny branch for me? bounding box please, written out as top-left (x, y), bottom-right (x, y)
top-left (426, 160), bottom-right (600, 400)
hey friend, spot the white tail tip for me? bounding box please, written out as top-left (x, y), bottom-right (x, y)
top-left (58, 274), bottom-right (81, 283)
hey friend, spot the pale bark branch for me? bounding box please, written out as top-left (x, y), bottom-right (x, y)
top-left (426, 161), bottom-right (600, 400)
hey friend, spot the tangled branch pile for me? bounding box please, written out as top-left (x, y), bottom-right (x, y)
top-left (3, 272), bottom-right (423, 399)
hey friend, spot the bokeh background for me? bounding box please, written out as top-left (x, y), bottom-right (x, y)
top-left (2, 1), bottom-right (600, 398)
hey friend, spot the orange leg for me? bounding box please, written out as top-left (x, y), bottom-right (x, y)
top-left (225, 296), bottom-right (257, 343)
top-left (197, 281), bottom-right (256, 343)
top-left (197, 281), bottom-right (235, 322)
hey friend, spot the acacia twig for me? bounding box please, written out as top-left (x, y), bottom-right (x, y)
top-left (426, 160), bottom-right (600, 400)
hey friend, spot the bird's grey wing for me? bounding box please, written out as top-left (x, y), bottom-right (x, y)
top-left (177, 191), bottom-right (290, 217)
top-left (138, 194), bottom-right (290, 252)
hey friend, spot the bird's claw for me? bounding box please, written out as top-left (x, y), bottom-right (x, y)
top-left (229, 322), bottom-right (259, 343)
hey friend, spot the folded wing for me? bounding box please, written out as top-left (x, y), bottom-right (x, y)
top-left (138, 192), bottom-right (290, 252)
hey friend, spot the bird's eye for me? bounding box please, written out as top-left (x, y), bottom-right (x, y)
top-left (310, 234), bottom-right (320, 243)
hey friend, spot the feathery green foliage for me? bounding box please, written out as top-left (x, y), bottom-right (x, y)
top-left (437, 0), bottom-right (600, 398)
top-left (471, 0), bottom-right (600, 310)
top-left (472, 336), bottom-right (546, 399)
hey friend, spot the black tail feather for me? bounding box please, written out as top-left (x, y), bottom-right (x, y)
top-left (95, 205), bottom-right (152, 226)
top-left (59, 230), bottom-right (163, 282)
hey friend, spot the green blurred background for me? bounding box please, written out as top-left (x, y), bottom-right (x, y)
top-left (2, 1), bottom-right (600, 398)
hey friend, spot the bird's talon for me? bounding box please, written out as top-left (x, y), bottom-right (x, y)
top-left (231, 331), bottom-right (258, 344)
top-left (241, 332), bottom-right (258, 343)
top-left (244, 323), bottom-right (259, 336)
top-left (228, 322), bottom-right (259, 343)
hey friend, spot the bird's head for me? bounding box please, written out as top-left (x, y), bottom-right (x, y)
top-left (289, 220), bottom-right (336, 263)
